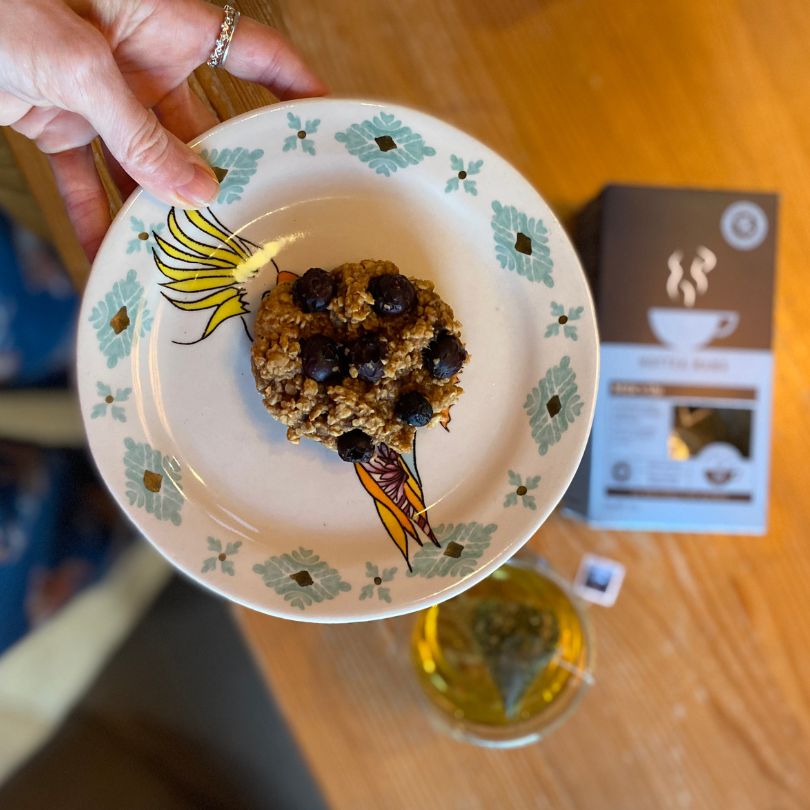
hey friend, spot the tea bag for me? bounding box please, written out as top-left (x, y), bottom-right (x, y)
top-left (472, 599), bottom-right (560, 719)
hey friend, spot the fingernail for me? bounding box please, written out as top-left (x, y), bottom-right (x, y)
top-left (174, 162), bottom-right (219, 208)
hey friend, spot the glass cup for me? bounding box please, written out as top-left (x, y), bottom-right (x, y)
top-left (410, 553), bottom-right (594, 748)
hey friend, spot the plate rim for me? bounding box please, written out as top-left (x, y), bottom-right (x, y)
top-left (77, 96), bottom-right (600, 623)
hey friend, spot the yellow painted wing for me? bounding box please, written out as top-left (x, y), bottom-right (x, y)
top-left (199, 291), bottom-right (249, 339)
top-left (163, 287), bottom-right (240, 311)
top-left (153, 232), bottom-right (235, 269)
top-left (375, 502), bottom-right (409, 562)
top-left (403, 481), bottom-right (426, 516)
top-left (396, 447), bottom-right (437, 545)
top-left (162, 286), bottom-right (248, 341)
top-left (185, 209), bottom-right (249, 260)
top-left (355, 465), bottom-right (418, 539)
top-left (397, 455), bottom-right (425, 504)
top-left (167, 208), bottom-right (244, 264)
top-left (153, 252), bottom-right (236, 284)
top-left (160, 276), bottom-right (236, 293)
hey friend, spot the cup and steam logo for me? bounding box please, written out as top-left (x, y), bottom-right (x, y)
top-left (665, 246), bottom-right (716, 308)
top-left (649, 245), bottom-right (738, 350)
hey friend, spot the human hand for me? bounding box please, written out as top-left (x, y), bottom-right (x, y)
top-left (0, 0), bottom-right (326, 259)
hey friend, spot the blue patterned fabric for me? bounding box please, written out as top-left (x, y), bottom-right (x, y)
top-left (0, 445), bottom-right (125, 652)
top-left (0, 211), bottom-right (77, 387)
top-left (0, 211), bottom-right (126, 653)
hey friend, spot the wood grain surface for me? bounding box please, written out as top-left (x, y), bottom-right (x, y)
top-left (233, 2), bottom-right (810, 809)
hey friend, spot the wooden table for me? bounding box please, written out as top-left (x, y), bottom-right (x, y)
top-left (235, 2), bottom-right (810, 809)
top-left (5, 1), bottom-right (809, 807)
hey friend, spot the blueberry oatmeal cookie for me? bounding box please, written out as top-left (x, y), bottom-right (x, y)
top-left (251, 260), bottom-right (467, 462)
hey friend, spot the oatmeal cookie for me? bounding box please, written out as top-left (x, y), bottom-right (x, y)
top-left (251, 259), bottom-right (467, 460)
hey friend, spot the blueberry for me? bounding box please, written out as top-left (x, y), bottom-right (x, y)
top-left (293, 268), bottom-right (336, 313)
top-left (395, 391), bottom-right (433, 427)
top-left (351, 333), bottom-right (386, 383)
top-left (300, 335), bottom-right (346, 383)
top-left (368, 274), bottom-right (416, 316)
top-left (423, 331), bottom-right (466, 379)
top-left (337, 429), bottom-right (375, 463)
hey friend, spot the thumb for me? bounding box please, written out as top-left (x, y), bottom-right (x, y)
top-left (66, 53), bottom-right (218, 208)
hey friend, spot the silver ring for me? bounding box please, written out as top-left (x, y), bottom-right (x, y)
top-left (207, 5), bottom-right (240, 68)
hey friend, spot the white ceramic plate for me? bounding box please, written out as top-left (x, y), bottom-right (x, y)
top-left (77, 99), bottom-right (598, 622)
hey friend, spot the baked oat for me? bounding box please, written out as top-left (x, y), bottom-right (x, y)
top-left (251, 259), bottom-right (467, 461)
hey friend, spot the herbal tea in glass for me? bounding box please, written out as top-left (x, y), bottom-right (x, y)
top-left (411, 556), bottom-right (593, 747)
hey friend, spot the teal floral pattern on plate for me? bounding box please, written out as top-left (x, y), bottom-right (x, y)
top-left (253, 547), bottom-right (351, 610)
top-left (335, 111), bottom-right (436, 176)
top-left (89, 269), bottom-right (153, 369)
top-left (408, 523), bottom-right (497, 578)
top-left (200, 147), bottom-right (265, 204)
top-left (126, 217), bottom-right (164, 254)
top-left (359, 562), bottom-right (397, 602)
top-left (202, 537), bottom-right (241, 576)
top-left (545, 302), bottom-right (584, 340)
top-left (445, 155), bottom-right (483, 195)
top-left (491, 201), bottom-right (554, 287)
top-left (123, 437), bottom-right (184, 525)
top-left (282, 112), bottom-right (320, 155)
top-left (91, 382), bottom-right (131, 422)
top-left (504, 471), bottom-right (541, 510)
top-left (524, 355), bottom-right (583, 456)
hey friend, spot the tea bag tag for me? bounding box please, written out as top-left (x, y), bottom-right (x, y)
top-left (573, 554), bottom-right (625, 607)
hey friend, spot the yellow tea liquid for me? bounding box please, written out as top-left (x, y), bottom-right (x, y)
top-left (412, 562), bottom-right (589, 727)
